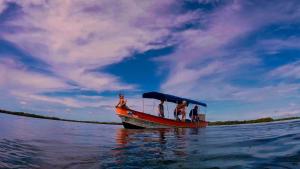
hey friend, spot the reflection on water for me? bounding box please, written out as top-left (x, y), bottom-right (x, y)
top-left (1, 113), bottom-right (300, 169)
top-left (115, 128), bottom-right (170, 145)
top-left (109, 128), bottom-right (207, 169)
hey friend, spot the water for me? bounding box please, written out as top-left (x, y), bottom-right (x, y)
top-left (1, 114), bottom-right (300, 169)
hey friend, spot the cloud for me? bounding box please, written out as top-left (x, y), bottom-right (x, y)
top-left (0, 58), bottom-right (70, 92)
top-left (231, 83), bottom-right (300, 102)
top-left (0, 0), bottom-right (7, 14)
top-left (258, 37), bottom-right (300, 54)
top-left (269, 61), bottom-right (300, 80)
top-left (161, 55), bottom-right (259, 92)
top-left (159, 2), bottom-right (258, 94)
top-left (254, 103), bottom-right (300, 119)
top-left (11, 91), bottom-right (110, 108)
top-left (160, 0), bottom-right (300, 102)
top-left (0, 0), bottom-right (183, 92)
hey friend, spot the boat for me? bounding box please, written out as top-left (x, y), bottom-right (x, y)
top-left (115, 92), bottom-right (208, 129)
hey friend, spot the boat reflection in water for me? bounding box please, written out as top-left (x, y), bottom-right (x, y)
top-left (112, 128), bottom-right (204, 168)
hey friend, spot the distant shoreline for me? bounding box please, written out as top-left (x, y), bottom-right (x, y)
top-left (0, 109), bottom-right (122, 125)
top-left (208, 117), bottom-right (300, 126)
top-left (0, 108), bottom-right (299, 126)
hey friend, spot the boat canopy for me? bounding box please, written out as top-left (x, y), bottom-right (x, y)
top-left (142, 92), bottom-right (207, 107)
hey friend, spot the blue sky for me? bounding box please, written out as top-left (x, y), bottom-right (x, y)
top-left (0, 0), bottom-right (299, 122)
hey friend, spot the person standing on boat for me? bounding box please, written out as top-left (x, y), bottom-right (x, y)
top-left (174, 103), bottom-right (181, 121)
top-left (116, 94), bottom-right (127, 108)
top-left (158, 100), bottom-right (165, 118)
top-left (189, 105), bottom-right (199, 122)
top-left (181, 101), bottom-right (187, 122)
top-left (174, 101), bottom-right (187, 121)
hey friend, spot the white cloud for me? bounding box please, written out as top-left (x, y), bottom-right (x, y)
top-left (160, 1), bottom-right (300, 105)
top-left (257, 37), bottom-right (300, 54)
top-left (0, 0), bottom-right (204, 92)
top-left (159, 2), bottom-right (258, 96)
top-left (1, 0), bottom-right (182, 91)
top-left (0, 58), bottom-right (70, 92)
top-left (231, 83), bottom-right (300, 102)
top-left (11, 91), bottom-right (114, 109)
top-left (269, 61), bottom-right (300, 80)
top-left (0, 0), bottom-right (7, 14)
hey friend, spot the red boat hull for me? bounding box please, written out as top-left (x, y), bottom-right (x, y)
top-left (116, 107), bottom-right (208, 129)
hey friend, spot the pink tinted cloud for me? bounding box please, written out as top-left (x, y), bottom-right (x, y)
top-left (0, 0), bottom-right (7, 14)
top-left (269, 61), bottom-right (300, 80)
top-left (11, 91), bottom-right (116, 109)
top-left (258, 37), bottom-right (300, 54)
top-left (161, 0), bottom-right (300, 103)
top-left (1, 0), bottom-right (195, 93)
top-left (0, 58), bottom-right (70, 92)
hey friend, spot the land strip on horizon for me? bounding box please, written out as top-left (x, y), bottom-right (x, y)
top-left (1, 109), bottom-right (299, 126)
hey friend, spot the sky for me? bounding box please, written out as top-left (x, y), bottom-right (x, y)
top-left (0, 0), bottom-right (299, 122)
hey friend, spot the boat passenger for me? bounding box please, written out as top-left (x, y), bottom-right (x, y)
top-left (116, 94), bottom-right (127, 108)
top-left (158, 100), bottom-right (165, 118)
top-left (174, 101), bottom-right (187, 121)
top-left (181, 101), bottom-right (187, 122)
top-left (189, 105), bottom-right (199, 122)
top-left (174, 103), bottom-right (181, 121)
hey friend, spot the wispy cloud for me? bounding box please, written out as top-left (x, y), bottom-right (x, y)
top-left (1, 0), bottom-right (178, 91)
top-left (0, 0), bottom-right (7, 14)
top-left (11, 91), bottom-right (115, 109)
top-left (258, 37), bottom-right (300, 54)
top-left (269, 61), bottom-right (300, 80)
top-left (0, 58), bottom-right (70, 92)
top-left (161, 0), bottom-right (300, 100)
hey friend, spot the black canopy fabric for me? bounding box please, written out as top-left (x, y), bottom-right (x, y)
top-left (142, 92), bottom-right (207, 107)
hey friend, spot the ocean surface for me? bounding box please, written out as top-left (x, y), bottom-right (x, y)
top-left (0, 114), bottom-right (300, 169)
